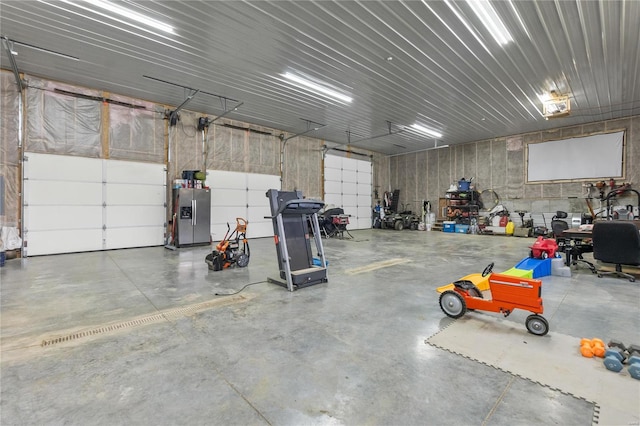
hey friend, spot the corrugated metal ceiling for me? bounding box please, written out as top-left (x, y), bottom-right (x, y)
top-left (1, 0), bottom-right (639, 155)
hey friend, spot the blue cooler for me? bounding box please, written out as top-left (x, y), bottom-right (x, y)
top-left (443, 221), bottom-right (456, 233)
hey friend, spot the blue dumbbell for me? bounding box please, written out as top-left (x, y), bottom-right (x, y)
top-left (603, 347), bottom-right (626, 373)
top-left (629, 355), bottom-right (640, 380)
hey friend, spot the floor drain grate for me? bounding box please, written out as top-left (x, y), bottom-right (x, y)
top-left (41, 295), bottom-right (248, 347)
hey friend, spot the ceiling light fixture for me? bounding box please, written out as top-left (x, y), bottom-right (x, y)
top-left (466, 0), bottom-right (512, 46)
top-left (540, 90), bottom-right (571, 119)
top-left (283, 72), bottom-right (352, 104)
top-left (82, 0), bottom-right (175, 34)
top-left (410, 123), bottom-right (443, 139)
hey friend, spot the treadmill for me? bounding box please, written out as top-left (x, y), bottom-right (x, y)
top-left (265, 189), bottom-right (328, 291)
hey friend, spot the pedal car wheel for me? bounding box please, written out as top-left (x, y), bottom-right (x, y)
top-left (236, 253), bottom-right (249, 268)
top-left (525, 314), bottom-right (549, 336)
top-left (439, 290), bottom-right (467, 319)
top-left (481, 262), bottom-right (494, 277)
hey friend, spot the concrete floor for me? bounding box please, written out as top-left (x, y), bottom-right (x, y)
top-left (1, 229), bottom-right (639, 425)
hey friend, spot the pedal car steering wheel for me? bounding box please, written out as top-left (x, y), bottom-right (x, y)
top-left (482, 262), bottom-right (494, 277)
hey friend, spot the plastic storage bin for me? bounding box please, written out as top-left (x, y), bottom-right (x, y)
top-left (455, 224), bottom-right (469, 233)
top-left (443, 221), bottom-right (456, 233)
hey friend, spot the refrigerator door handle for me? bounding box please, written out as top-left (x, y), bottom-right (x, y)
top-left (192, 199), bottom-right (196, 226)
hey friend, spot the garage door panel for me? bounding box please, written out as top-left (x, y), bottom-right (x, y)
top-left (248, 189), bottom-right (270, 206)
top-left (24, 154), bottom-right (166, 255)
top-left (28, 205), bottom-right (103, 230)
top-left (106, 183), bottom-right (164, 205)
top-left (357, 183), bottom-right (371, 195)
top-left (212, 206), bottom-right (245, 223)
top-left (357, 172), bottom-right (372, 184)
top-left (343, 183), bottom-right (358, 195)
top-left (209, 170), bottom-right (246, 189)
top-left (247, 173), bottom-right (279, 191)
top-left (324, 194), bottom-right (341, 207)
top-left (325, 180), bottom-right (342, 194)
top-left (105, 226), bottom-right (164, 249)
top-left (26, 153), bottom-right (103, 182)
top-left (341, 194), bottom-right (358, 205)
top-left (211, 188), bottom-right (246, 206)
top-left (342, 170), bottom-right (357, 183)
top-left (210, 223), bottom-right (229, 241)
top-left (106, 160), bottom-right (164, 185)
top-left (29, 181), bottom-right (102, 206)
top-left (27, 229), bottom-right (103, 256)
top-left (250, 222), bottom-right (274, 238)
top-left (356, 218), bottom-right (371, 229)
top-left (357, 195), bottom-right (371, 206)
top-left (324, 155), bottom-right (342, 169)
top-left (247, 206), bottom-right (270, 222)
top-left (357, 161), bottom-right (371, 172)
top-left (358, 206), bottom-right (372, 218)
top-left (106, 205), bottom-right (165, 227)
top-left (342, 157), bottom-right (358, 171)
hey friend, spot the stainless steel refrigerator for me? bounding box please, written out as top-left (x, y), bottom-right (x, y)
top-left (173, 188), bottom-right (211, 247)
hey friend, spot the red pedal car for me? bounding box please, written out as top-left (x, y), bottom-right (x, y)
top-left (529, 236), bottom-right (560, 259)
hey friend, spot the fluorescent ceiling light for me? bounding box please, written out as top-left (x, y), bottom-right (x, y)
top-left (411, 123), bottom-right (443, 139)
top-left (283, 72), bottom-right (352, 104)
top-left (466, 0), bottom-right (512, 46)
top-left (82, 0), bottom-right (175, 34)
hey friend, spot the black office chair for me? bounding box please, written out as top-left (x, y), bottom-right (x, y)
top-left (592, 221), bottom-right (640, 282)
top-left (551, 211), bottom-right (569, 238)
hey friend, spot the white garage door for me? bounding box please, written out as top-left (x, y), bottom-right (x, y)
top-left (23, 153), bottom-right (165, 256)
top-left (208, 170), bottom-right (280, 241)
top-left (324, 154), bottom-right (372, 229)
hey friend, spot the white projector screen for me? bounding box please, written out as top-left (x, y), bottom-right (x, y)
top-left (527, 131), bottom-right (624, 182)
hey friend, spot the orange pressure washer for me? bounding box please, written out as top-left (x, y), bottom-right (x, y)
top-left (205, 218), bottom-right (250, 271)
